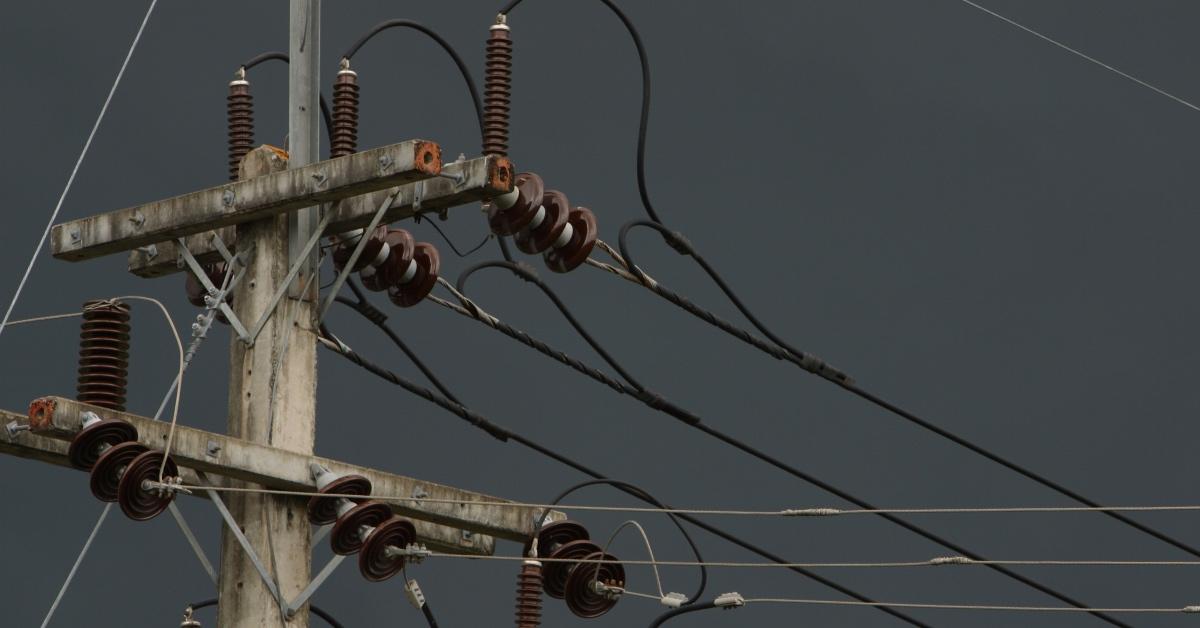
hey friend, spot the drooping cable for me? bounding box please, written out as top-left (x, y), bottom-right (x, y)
top-left (187, 598), bottom-right (346, 628)
top-left (314, 320), bottom-right (926, 626)
top-left (340, 19), bottom-right (512, 262)
top-left (452, 260), bottom-right (1132, 627)
top-left (237, 51), bottom-right (334, 150)
top-left (0, 0), bottom-right (158, 343)
top-left (498, 0), bottom-right (659, 223)
top-left (615, 220), bottom-right (1200, 564)
top-left (415, 215), bottom-right (492, 258)
top-left (532, 479), bottom-right (706, 605)
top-left (648, 600), bottom-right (718, 627)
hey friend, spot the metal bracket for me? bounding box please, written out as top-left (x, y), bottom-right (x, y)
top-left (201, 470), bottom-right (289, 612)
top-left (314, 187), bottom-right (401, 324)
top-left (285, 554), bottom-right (347, 617)
top-left (178, 210), bottom-right (332, 346)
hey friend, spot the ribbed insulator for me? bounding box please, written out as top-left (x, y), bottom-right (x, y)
top-left (515, 562), bottom-right (543, 628)
top-left (483, 23), bottom-right (512, 156)
top-left (227, 79), bottom-right (254, 180)
top-left (77, 300), bottom-right (131, 412)
top-left (331, 68), bottom-right (360, 158)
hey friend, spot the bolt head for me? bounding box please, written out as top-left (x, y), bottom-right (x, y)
top-left (222, 189), bottom-right (235, 206)
top-left (378, 154), bottom-right (393, 170)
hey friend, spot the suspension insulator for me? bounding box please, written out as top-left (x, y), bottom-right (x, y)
top-left (489, 172), bottom-right (543, 236)
top-left (387, 242), bottom-right (440, 308)
top-left (116, 450), bottom-right (178, 521)
top-left (514, 189), bottom-right (570, 255)
top-left (483, 17), bottom-right (513, 156)
top-left (227, 75), bottom-right (254, 181)
top-left (332, 226), bottom-right (389, 275)
top-left (67, 417), bottom-right (137, 471)
top-left (306, 473), bottom-right (373, 525)
top-left (360, 228), bottom-right (415, 293)
top-left (515, 562), bottom-right (544, 627)
top-left (77, 300), bottom-right (131, 412)
top-left (563, 550), bottom-right (625, 618)
top-left (330, 64), bottom-right (360, 159)
top-left (524, 520), bottom-right (590, 558)
top-left (89, 441), bottom-right (148, 502)
top-left (543, 206), bottom-right (598, 274)
top-left (358, 515), bottom-right (418, 582)
top-left (330, 501), bottom-right (393, 556)
top-left (543, 539), bottom-right (602, 599)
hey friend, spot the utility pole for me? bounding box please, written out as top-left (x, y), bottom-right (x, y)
top-left (218, 2), bottom-right (320, 626)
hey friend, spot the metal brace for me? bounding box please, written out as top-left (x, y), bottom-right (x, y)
top-left (200, 470), bottom-right (289, 613)
top-left (315, 186), bottom-right (402, 324)
top-left (285, 554), bottom-right (347, 617)
top-left (176, 233), bottom-right (252, 341)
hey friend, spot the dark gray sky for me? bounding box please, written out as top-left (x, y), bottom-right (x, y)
top-left (3, 1), bottom-right (1200, 626)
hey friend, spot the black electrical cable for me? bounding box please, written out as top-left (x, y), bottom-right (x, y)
top-left (334, 282), bottom-right (706, 603)
top-left (617, 220), bottom-right (1200, 565)
top-left (187, 598), bottom-right (345, 628)
top-left (648, 601), bottom-right (719, 627)
top-left (340, 20), bottom-right (513, 262)
top-left (531, 478), bottom-right (707, 605)
top-left (237, 51), bottom-right (334, 150)
top-left (498, 0), bottom-right (659, 224)
top-left (315, 322), bottom-right (925, 627)
top-left (454, 260), bottom-right (1132, 628)
top-left (420, 602), bottom-right (439, 628)
top-left (415, 214), bottom-right (492, 258)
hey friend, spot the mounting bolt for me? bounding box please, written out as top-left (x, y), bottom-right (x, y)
top-left (129, 211), bottom-right (146, 228)
top-left (5, 420), bottom-right (30, 438)
top-left (206, 440), bottom-right (221, 457)
top-left (222, 189), bottom-right (235, 207)
top-left (461, 529), bottom-right (474, 544)
top-left (69, 229), bottom-right (81, 243)
top-left (136, 244), bottom-right (158, 259)
top-left (411, 486), bottom-right (429, 500)
top-left (311, 171), bottom-right (327, 188)
top-left (378, 154), bottom-right (393, 171)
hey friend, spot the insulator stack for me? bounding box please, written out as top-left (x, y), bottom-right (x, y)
top-left (227, 73), bottom-right (254, 181)
top-left (332, 227), bottom-right (441, 307)
top-left (524, 520), bottom-right (624, 618)
top-left (488, 172), bottom-right (599, 273)
top-left (331, 62), bottom-right (360, 158)
top-left (77, 300), bottom-right (131, 412)
top-left (515, 562), bottom-right (544, 627)
top-left (308, 466), bottom-right (420, 582)
top-left (483, 17), bottom-right (513, 156)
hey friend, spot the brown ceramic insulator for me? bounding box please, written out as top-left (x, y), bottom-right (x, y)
top-left (332, 225), bottom-right (388, 273)
top-left (361, 228), bottom-right (416, 292)
top-left (563, 551), bottom-right (625, 619)
top-left (117, 450), bottom-right (178, 521)
top-left (227, 80), bottom-right (254, 180)
top-left (306, 474), bottom-right (373, 525)
top-left (357, 516), bottom-right (418, 582)
top-left (330, 501), bottom-right (392, 556)
top-left (89, 441), bottom-right (148, 502)
top-left (544, 207), bottom-right (598, 274)
top-left (77, 300), bottom-right (131, 412)
top-left (330, 69), bottom-right (360, 159)
top-left (515, 562), bottom-right (544, 628)
top-left (483, 24), bottom-right (512, 156)
top-left (488, 172), bottom-right (544, 236)
top-left (67, 418), bottom-right (137, 470)
top-left (514, 190), bottom-right (570, 254)
top-left (523, 520), bottom-right (590, 558)
top-left (542, 539), bottom-right (602, 599)
top-left (387, 242), bottom-right (440, 308)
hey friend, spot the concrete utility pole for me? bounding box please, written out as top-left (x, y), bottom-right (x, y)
top-left (219, 2), bottom-right (320, 626)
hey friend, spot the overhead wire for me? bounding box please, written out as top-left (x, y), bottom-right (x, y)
top-left (313, 311), bottom-right (927, 627)
top-left (0, 0), bottom-right (158, 343)
top-left (449, 260), bottom-right (1132, 627)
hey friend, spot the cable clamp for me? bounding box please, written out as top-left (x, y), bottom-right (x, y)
top-left (713, 592), bottom-right (745, 608)
top-left (385, 543), bottom-right (432, 564)
top-left (781, 507), bottom-right (842, 517)
top-left (1182, 605), bottom-right (1200, 613)
top-left (145, 476), bottom-right (192, 496)
top-left (590, 580), bottom-right (624, 600)
top-left (405, 578), bottom-right (427, 610)
top-left (660, 592), bottom-right (689, 608)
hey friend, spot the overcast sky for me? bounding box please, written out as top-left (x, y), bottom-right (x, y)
top-left (3, 1), bottom-right (1200, 626)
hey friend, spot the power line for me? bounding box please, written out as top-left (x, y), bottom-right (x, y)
top-left (955, 0), bottom-right (1200, 113)
top-left (315, 317), bottom-right (929, 627)
top-left (0, 0), bottom-right (158, 343)
top-left (448, 260), bottom-right (1133, 628)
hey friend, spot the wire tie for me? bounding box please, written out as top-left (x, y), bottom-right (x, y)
top-left (660, 592), bottom-right (688, 608)
top-left (1183, 606), bottom-right (1200, 613)
top-left (781, 508), bottom-right (842, 517)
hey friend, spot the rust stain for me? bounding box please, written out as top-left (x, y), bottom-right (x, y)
top-left (414, 141), bottom-right (443, 176)
top-left (27, 397), bottom-right (56, 431)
